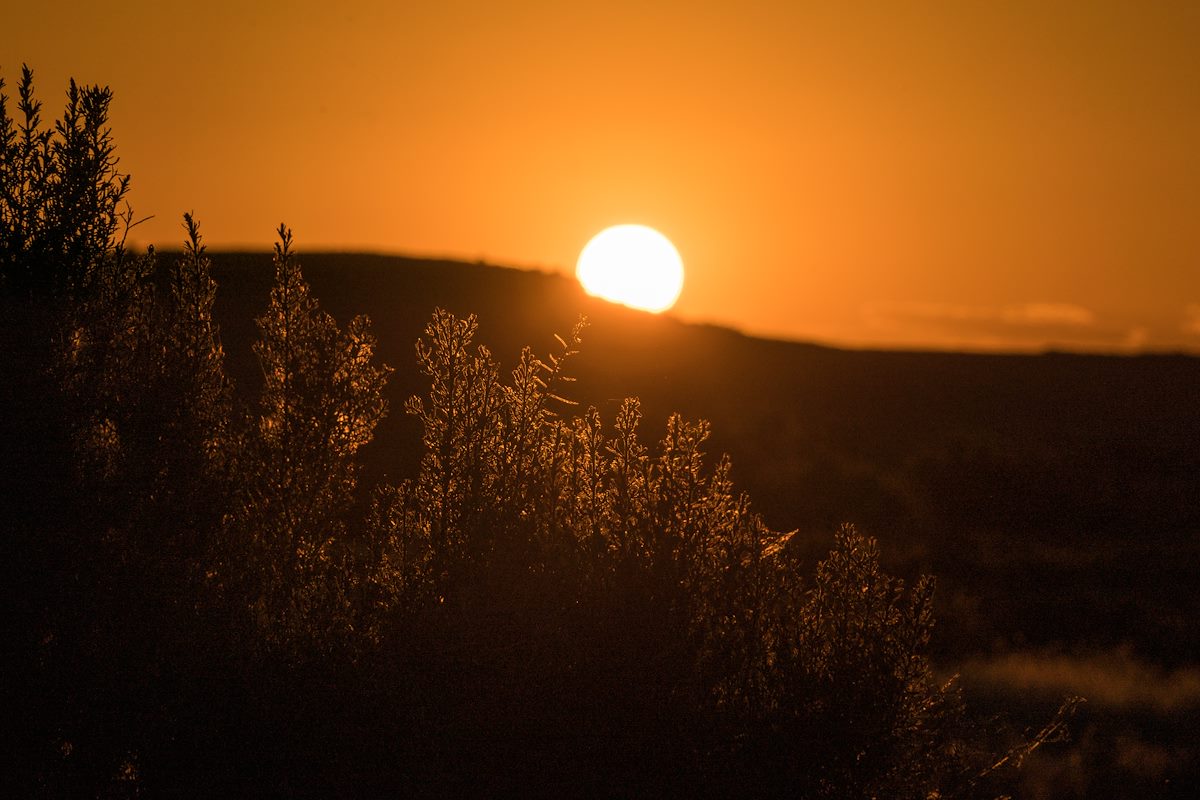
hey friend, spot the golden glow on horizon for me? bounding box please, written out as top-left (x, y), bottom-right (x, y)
top-left (576, 225), bottom-right (684, 313)
top-left (11, 2), bottom-right (1200, 351)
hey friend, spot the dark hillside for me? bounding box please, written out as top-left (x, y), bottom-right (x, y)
top-left (204, 251), bottom-right (1200, 669)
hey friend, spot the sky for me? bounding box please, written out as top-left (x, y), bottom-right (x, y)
top-left (6, 1), bottom-right (1199, 352)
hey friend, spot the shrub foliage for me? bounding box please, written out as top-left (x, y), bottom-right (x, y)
top-left (2, 67), bottom-right (1058, 797)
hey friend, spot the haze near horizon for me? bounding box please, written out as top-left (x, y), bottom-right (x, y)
top-left (6, 1), bottom-right (1198, 352)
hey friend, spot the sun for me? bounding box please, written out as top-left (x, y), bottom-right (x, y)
top-left (576, 225), bottom-right (684, 313)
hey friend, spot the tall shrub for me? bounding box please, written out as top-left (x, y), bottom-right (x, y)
top-left (221, 225), bottom-right (390, 656)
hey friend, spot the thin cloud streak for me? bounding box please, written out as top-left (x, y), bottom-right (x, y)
top-left (863, 300), bottom-right (1096, 328)
top-left (858, 300), bottom-right (1132, 352)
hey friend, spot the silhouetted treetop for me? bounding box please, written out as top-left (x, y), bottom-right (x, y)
top-left (1, 65), bottom-right (131, 297)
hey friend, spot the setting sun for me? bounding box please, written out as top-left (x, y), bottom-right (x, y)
top-left (576, 225), bottom-right (684, 313)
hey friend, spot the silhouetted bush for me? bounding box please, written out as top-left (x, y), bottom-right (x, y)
top-left (1, 65), bottom-right (131, 297)
top-left (2, 67), bottom-right (1071, 797)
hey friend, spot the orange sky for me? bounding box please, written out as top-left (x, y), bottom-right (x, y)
top-left (7, 1), bottom-right (1199, 352)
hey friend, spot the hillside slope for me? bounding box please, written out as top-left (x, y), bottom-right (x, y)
top-left (205, 251), bottom-right (1200, 668)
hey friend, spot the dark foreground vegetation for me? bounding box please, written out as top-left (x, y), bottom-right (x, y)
top-left (192, 253), bottom-right (1198, 798)
top-left (7, 68), bottom-right (1192, 797)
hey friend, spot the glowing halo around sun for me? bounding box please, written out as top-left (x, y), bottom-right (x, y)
top-left (575, 225), bottom-right (684, 313)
